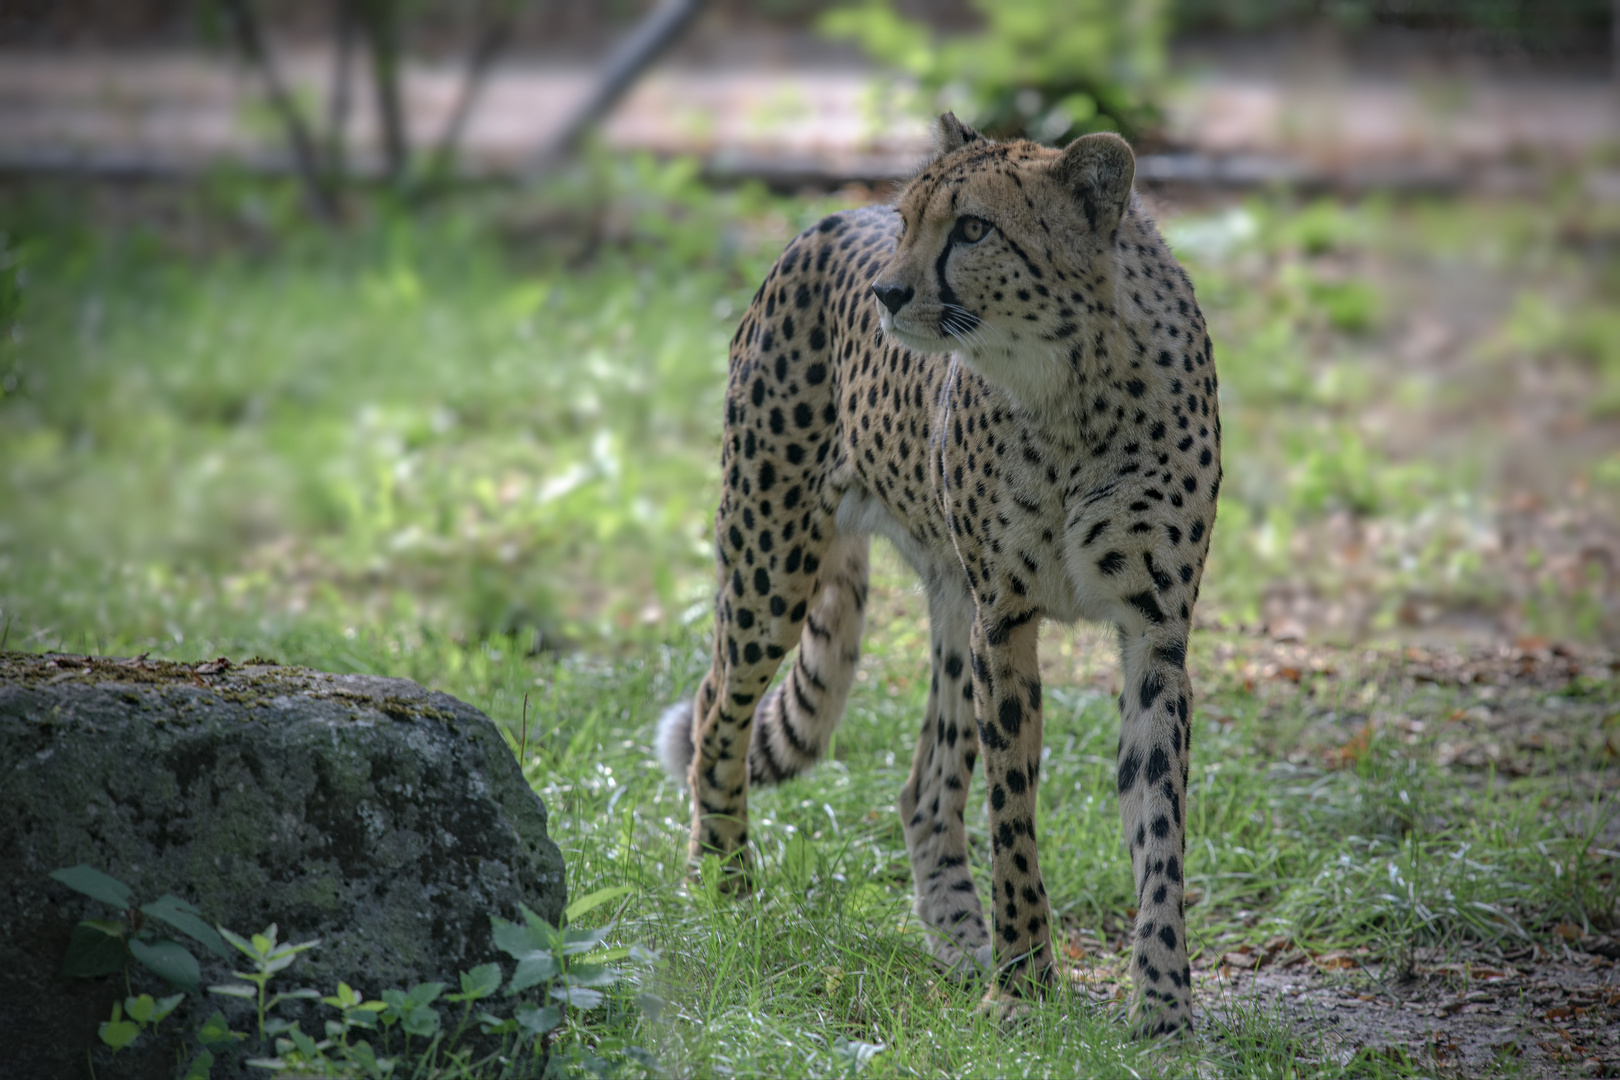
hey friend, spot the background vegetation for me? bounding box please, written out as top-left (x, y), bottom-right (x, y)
top-left (3, 0), bottom-right (1619, 1074)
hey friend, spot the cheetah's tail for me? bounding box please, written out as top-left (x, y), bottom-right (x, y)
top-left (654, 693), bottom-right (810, 790)
top-left (658, 534), bottom-right (870, 792)
top-left (656, 700), bottom-right (696, 787)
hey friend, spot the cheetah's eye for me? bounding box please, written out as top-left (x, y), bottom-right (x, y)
top-left (957, 217), bottom-right (989, 244)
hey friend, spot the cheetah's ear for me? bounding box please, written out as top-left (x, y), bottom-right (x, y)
top-left (933, 112), bottom-right (986, 156)
top-left (1051, 132), bottom-right (1136, 235)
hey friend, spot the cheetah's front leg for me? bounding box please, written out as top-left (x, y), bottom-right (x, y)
top-left (967, 608), bottom-right (1056, 1005)
top-left (1116, 626), bottom-right (1195, 1037)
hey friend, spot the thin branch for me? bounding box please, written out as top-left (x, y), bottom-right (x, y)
top-left (357, 0), bottom-right (410, 188)
top-left (420, 0), bottom-right (518, 195)
top-left (325, 0), bottom-right (358, 190)
top-left (526, 0), bottom-right (709, 174)
top-left (217, 0), bottom-right (338, 221)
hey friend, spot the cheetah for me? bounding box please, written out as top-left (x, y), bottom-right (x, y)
top-left (658, 114), bottom-right (1220, 1037)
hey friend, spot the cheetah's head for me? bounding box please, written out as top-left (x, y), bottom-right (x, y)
top-left (870, 113), bottom-right (1137, 407)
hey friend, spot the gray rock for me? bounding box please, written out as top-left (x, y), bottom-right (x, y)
top-left (0, 651), bottom-right (566, 1080)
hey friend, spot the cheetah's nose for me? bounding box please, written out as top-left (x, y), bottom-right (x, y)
top-left (871, 283), bottom-right (914, 315)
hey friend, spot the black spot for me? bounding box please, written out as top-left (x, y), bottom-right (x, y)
top-left (753, 568), bottom-right (771, 595)
top-left (1097, 550), bottom-right (1126, 576)
top-left (1117, 748), bottom-right (1141, 794)
top-left (1145, 745), bottom-right (1170, 784)
top-left (793, 402), bottom-right (814, 429)
top-left (743, 642), bottom-right (762, 664)
top-left (990, 785), bottom-right (1006, 810)
top-left (1152, 814), bottom-right (1170, 838)
top-left (944, 652), bottom-right (964, 679)
top-left (806, 362), bottom-right (827, 385)
top-left (1139, 671), bottom-right (1164, 710)
top-left (809, 326), bottom-right (827, 351)
top-left (1127, 591), bottom-right (1165, 624)
top-left (1083, 519), bottom-right (1109, 546)
top-left (998, 696), bottom-right (1023, 737)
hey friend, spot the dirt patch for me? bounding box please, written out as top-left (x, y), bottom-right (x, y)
top-left (1197, 942), bottom-right (1620, 1076)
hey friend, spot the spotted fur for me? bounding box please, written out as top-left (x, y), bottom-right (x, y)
top-left (659, 114), bottom-right (1220, 1038)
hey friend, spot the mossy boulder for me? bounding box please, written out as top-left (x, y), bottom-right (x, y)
top-left (0, 652), bottom-right (565, 1080)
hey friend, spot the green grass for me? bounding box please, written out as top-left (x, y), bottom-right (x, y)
top-left (3, 166), bottom-right (1618, 1076)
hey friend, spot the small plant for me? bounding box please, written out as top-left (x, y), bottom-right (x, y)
top-left (50, 864), bottom-right (233, 992)
top-left (489, 883), bottom-right (640, 1041)
top-left (53, 865), bottom-right (657, 1077)
top-left (209, 923), bottom-right (323, 1039)
top-left (97, 992), bottom-right (185, 1053)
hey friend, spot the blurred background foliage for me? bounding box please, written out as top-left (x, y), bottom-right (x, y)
top-left (2, 0), bottom-right (1618, 657)
top-left (820, 0), bottom-right (1169, 141)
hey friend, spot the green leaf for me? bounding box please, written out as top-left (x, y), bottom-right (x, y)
top-left (559, 925), bottom-right (608, 955)
top-left (209, 983), bottom-right (257, 999)
top-left (448, 962), bottom-right (501, 1002)
top-left (491, 916), bottom-right (541, 960)
top-left (99, 1018), bottom-right (140, 1051)
top-left (400, 1005), bottom-right (439, 1037)
top-left (216, 926), bottom-right (259, 961)
top-left (268, 989), bottom-right (322, 1011)
top-left (477, 1010), bottom-right (518, 1035)
top-left (549, 985), bottom-right (604, 1009)
top-left (125, 993), bottom-right (156, 1025)
top-left (288, 1024), bottom-right (319, 1058)
top-left (512, 1002), bottom-right (562, 1036)
top-left (183, 1049), bottom-right (214, 1080)
top-left (142, 895), bottom-right (231, 958)
top-left (196, 1011), bottom-right (239, 1045)
top-left (323, 981), bottom-right (361, 1009)
top-left (63, 920), bottom-right (128, 978)
top-left (506, 953), bottom-right (559, 995)
top-left (129, 936), bottom-right (201, 991)
top-left (152, 994), bottom-right (185, 1025)
top-left (563, 884), bottom-right (631, 924)
top-left (343, 1008), bottom-right (379, 1030)
top-left (561, 963), bottom-right (620, 988)
top-left (405, 982), bottom-right (445, 1008)
top-left (51, 865), bottom-right (134, 908)
top-left (519, 904), bottom-right (562, 950)
top-left (579, 945), bottom-right (632, 965)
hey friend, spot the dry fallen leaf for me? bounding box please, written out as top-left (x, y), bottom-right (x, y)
top-left (1313, 951), bottom-right (1359, 971)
